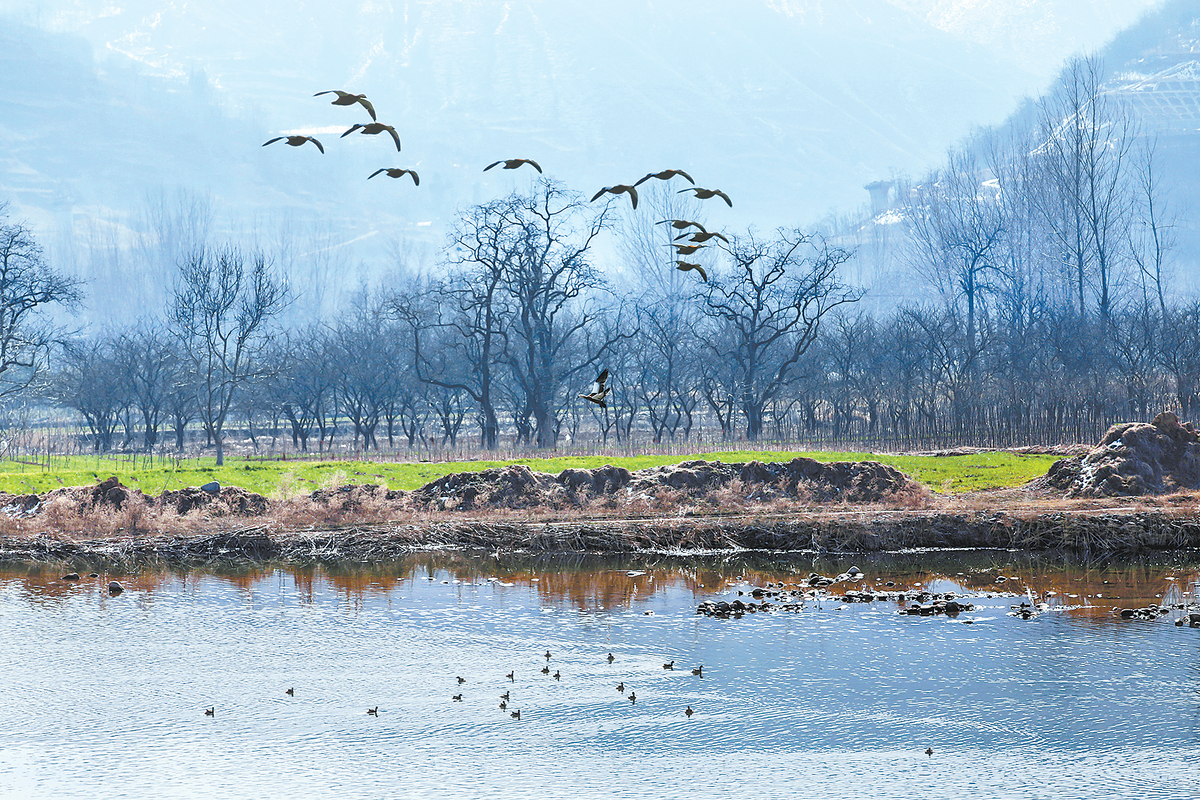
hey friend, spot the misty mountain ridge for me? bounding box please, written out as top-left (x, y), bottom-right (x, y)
top-left (0, 0), bottom-right (1171, 326)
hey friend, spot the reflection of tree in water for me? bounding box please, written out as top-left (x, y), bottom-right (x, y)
top-left (4, 552), bottom-right (1199, 612)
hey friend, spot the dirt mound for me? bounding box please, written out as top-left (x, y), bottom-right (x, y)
top-left (411, 458), bottom-right (916, 511)
top-left (1035, 412), bottom-right (1200, 497)
top-left (158, 485), bottom-right (269, 516)
top-left (42, 476), bottom-right (144, 511)
top-left (307, 484), bottom-right (406, 513)
top-left (413, 465), bottom-right (563, 510)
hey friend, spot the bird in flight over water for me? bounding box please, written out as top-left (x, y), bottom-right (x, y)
top-left (368, 168), bottom-right (420, 185)
top-left (484, 159), bottom-right (543, 173)
top-left (579, 368), bottom-right (611, 408)
top-left (591, 185), bottom-right (639, 209)
top-left (341, 122), bottom-right (402, 152)
top-left (675, 261), bottom-right (708, 282)
top-left (657, 219), bottom-right (708, 234)
top-left (634, 169), bottom-right (695, 187)
top-left (262, 135), bottom-right (325, 153)
top-left (313, 90), bottom-right (377, 121)
top-left (679, 187), bottom-right (732, 207)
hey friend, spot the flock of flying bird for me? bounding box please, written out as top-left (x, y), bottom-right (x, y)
top-left (262, 89), bottom-right (734, 284)
top-left (202, 648), bottom-right (701, 722)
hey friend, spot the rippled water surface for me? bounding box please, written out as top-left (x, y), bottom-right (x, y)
top-left (2, 550), bottom-right (1199, 799)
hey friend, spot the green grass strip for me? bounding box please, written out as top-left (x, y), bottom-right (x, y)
top-left (0, 449), bottom-right (1060, 496)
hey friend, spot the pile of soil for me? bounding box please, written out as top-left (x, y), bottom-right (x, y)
top-left (159, 485), bottom-right (270, 516)
top-left (410, 457), bottom-right (915, 511)
top-left (0, 477), bottom-right (270, 519)
top-left (1035, 412), bottom-right (1200, 497)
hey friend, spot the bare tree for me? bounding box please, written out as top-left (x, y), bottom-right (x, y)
top-left (700, 228), bottom-right (859, 440)
top-left (0, 204), bottom-right (85, 398)
top-left (493, 180), bottom-right (621, 448)
top-left (170, 245), bottom-right (289, 465)
top-left (47, 337), bottom-right (126, 452)
top-left (1035, 56), bottom-right (1136, 321)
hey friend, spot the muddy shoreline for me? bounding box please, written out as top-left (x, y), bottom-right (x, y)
top-left (4, 507), bottom-right (1200, 566)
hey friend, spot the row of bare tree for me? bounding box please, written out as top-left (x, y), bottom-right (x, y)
top-left (11, 58), bottom-right (1199, 454)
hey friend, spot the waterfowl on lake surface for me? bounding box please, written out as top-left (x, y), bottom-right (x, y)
top-left (691, 666), bottom-right (703, 676)
top-left (663, 661), bottom-right (674, 670)
top-left (607, 653), bottom-right (615, 663)
top-left (500, 691), bottom-right (510, 701)
top-left (616, 682), bottom-right (625, 693)
top-left (506, 671), bottom-right (515, 682)
top-left (541, 665), bottom-right (550, 674)
top-left (511, 710), bottom-right (521, 720)
top-left (452, 694), bottom-right (463, 701)
top-left (286, 688), bottom-right (294, 696)
top-left (544, 651), bottom-right (552, 660)
top-left (925, 747), bottom-right (933, 757)
top-left (204, 707), bottom-right (214, 717)
top-left (629, 692), bottom-right (636, 703)
top-left (457, 676), bottom-right (466, 684)
top-left (367, 707), bottom-right (378, 716)
top-left (553, 671), bottom-right (561, 680)
top-left (685, 706), bottom-right (694, 718)
top-left (499, 701), bottom-right (507, 710)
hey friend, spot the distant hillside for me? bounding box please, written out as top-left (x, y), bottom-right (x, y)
top-left (0, 0), bottom-right (1044, 324)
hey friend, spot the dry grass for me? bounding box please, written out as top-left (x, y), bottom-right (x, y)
top-left (1, 469), bottom-right (1197, 563)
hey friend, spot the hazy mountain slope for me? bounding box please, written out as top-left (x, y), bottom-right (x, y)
top-left (4, 0), bottom-right (1040, 233)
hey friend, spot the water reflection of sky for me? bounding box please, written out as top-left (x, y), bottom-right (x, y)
top-left (1, 552), bottom-right (1198, 799)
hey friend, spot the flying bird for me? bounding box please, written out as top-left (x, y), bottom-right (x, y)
top-left (368, 168), bottom-right (419, 185)
top-left (262, 135), bottom-right (324, 153)
top-left (675, 261), bottom-right (708, 282)
top-left (679, 187), bottom-right (732, 207)
top-left (671, 243), bottom-right (705, 256)
top-left (657, 219), bottom-right (707, 233)
top-left (678, 230), bottom-right (729, 244)
top-left (591, 184), bottom-right (639, 209)
top-left (313, 90), bottom-right (376, 121)
top-left (634, 169), bottom-right (695, 187)
top-left (579, 368), bottom-right (611, 408)
top-left (484, 158), bottom-right (542, 173)
top-left (341, 122), bottom-right (402, 151)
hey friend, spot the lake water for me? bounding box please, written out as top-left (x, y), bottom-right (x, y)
top-left (1, 550), bottom-right (1198, 799)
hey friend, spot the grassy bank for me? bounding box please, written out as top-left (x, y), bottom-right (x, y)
top-left (0, 449), bottom-right (1060, 496)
